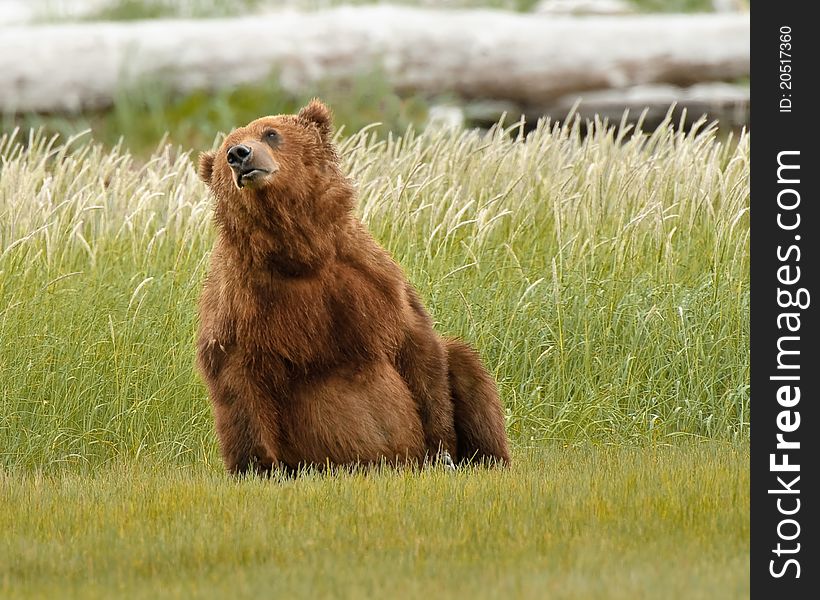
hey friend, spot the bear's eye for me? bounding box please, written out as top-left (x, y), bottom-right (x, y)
top-left (263, 129), bottom-right (280, 144)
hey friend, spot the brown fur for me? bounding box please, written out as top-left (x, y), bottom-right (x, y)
top-left (196, 99), bottom-right (510, 475)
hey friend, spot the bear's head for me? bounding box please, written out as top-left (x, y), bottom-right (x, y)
top-left (197, 99), bottom-right (354, 270)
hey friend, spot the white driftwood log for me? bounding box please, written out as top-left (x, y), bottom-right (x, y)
top-left (0, 6), bottom-right (749, 114)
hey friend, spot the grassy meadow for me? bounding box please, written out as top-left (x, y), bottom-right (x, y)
top-left (0, 114), bottom-right (749, 597)
top-left (2, 445), bottom-right (749, 599)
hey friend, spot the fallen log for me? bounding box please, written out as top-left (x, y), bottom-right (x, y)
top-left (0, 6), bottom-right (749, 114)
top-left (438, 82), bottom-right (748, 132)
top-left (537, 82), bottom-right (750, 129)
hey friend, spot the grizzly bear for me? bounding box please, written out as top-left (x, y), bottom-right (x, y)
top-left (196, 99), bottom-right (510, 475)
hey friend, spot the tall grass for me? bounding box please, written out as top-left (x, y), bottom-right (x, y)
top-left (0, 114), bottom-right (749, 470)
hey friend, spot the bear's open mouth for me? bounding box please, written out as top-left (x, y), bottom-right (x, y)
top-left (234, 168), bottom-right (271, 189)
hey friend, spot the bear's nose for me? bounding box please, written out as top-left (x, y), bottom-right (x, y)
top-left (227, 144), bottom-right (252, 166)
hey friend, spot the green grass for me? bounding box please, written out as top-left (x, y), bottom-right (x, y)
top-left (0, 114), bottom-right (748, 596)
top-left (1, 444), bottom-right (749, 599)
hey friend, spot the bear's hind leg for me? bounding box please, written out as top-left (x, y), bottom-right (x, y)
top-left (445, 338), bottom-right (510, 466)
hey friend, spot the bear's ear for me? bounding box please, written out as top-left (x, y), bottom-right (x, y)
top-left (298, 98), bottom-right (333, 141)
top-left (198, 151), bottom-right (215, 184)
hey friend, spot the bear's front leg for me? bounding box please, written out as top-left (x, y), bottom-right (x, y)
top-left (212, 401), bottom-right (258, 475)
top-left (211, 394), bottom-right (280, 477)
top-left (395, 326), bottom-right (458, 464)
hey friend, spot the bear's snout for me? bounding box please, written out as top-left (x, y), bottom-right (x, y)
top-left (226, 141), bottom-right (278, 189)
top-left (227, 144), bottom-right (252, 167)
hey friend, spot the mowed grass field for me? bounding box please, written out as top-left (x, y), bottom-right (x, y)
top-left (0, 115), bottom-right (749, 598)
top-left (3, 445), bottom-right (748, 599)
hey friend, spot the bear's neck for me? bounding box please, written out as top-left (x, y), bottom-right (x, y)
top-left (215, 185), bottom-right (353, 279)
top-left (218, 219), bottom-right (341, 278)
